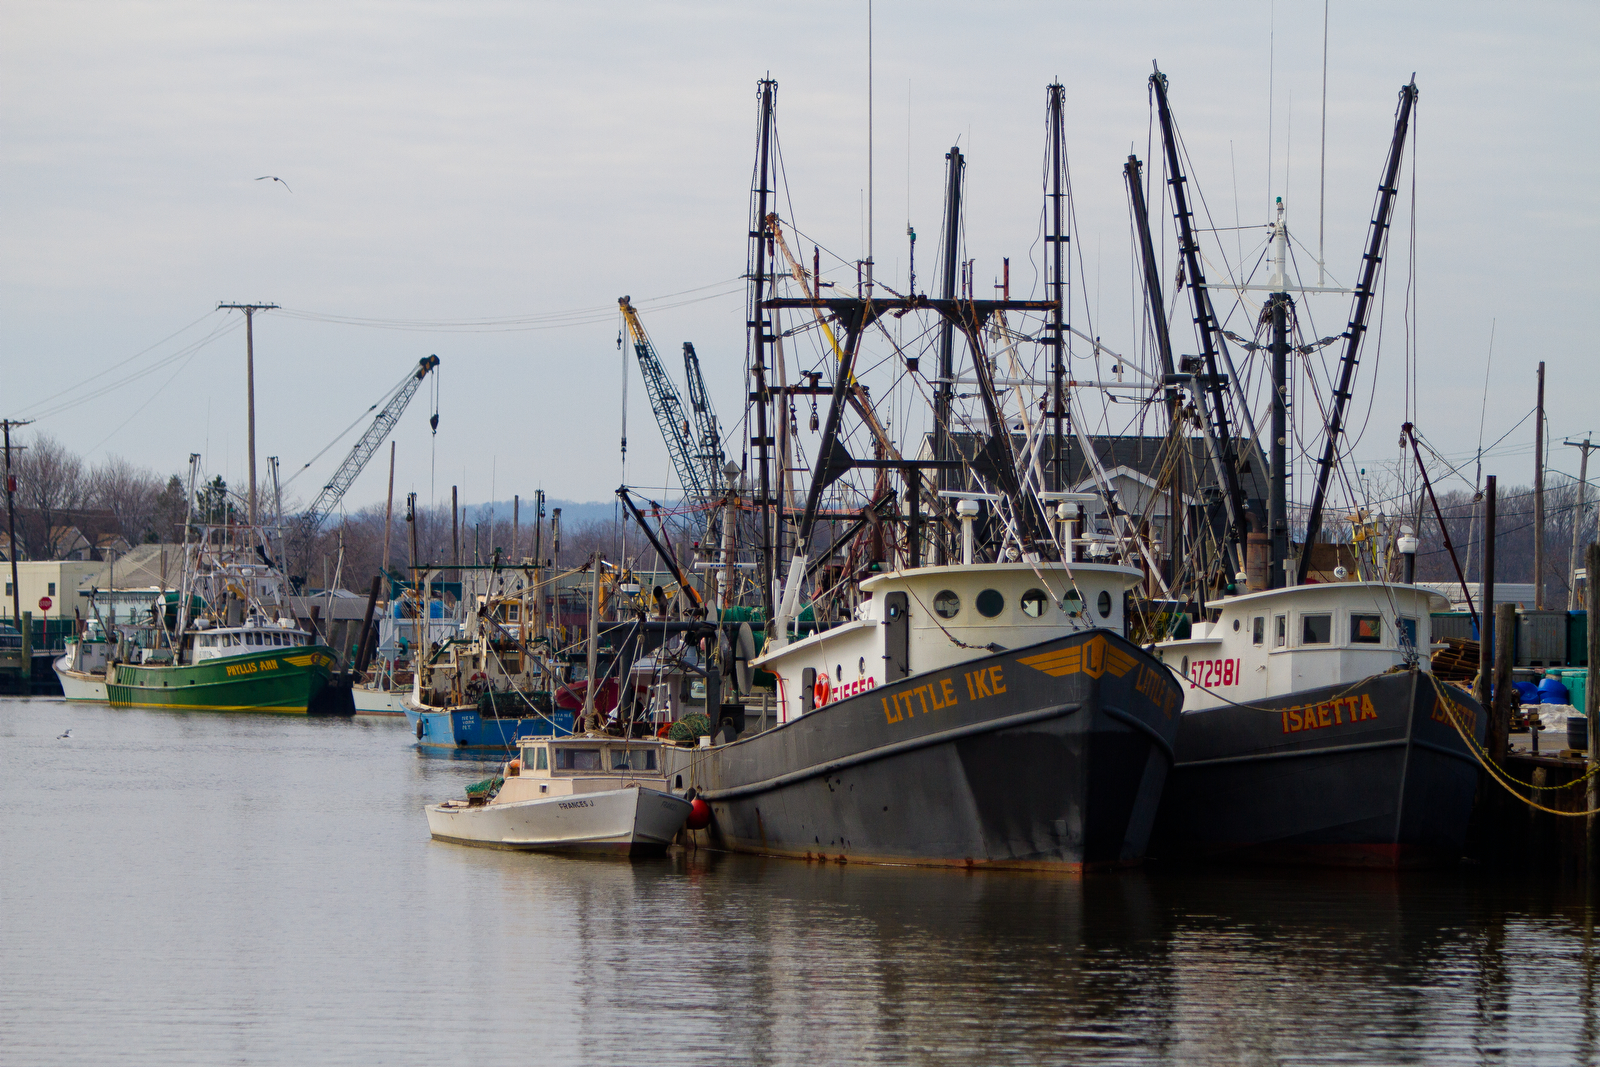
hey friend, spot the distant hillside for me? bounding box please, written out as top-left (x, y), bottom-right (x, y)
top-left (459, 498), bottom-right (631, 528)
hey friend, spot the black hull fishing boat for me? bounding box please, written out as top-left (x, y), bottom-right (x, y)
top-left (1152, 668), bottom-right (1483, 866)
top-left (696, 625), bottom-right (1182, 870)
top-left (1150, 582), bottom-right (1485, 867)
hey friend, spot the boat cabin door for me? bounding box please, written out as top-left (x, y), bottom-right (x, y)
top-left (883, 591), bottom-right (909, 681)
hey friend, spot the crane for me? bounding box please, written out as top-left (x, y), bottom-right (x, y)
top-left (681, 342), bottom-right (724, 492)
top-left (292, 355), bottom-right (440, 557)
top-left (619, 296), bottom-right (715, 509)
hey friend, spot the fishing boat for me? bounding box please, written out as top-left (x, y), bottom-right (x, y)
top-left (596, 79), bottom-right (1184, 870)
top-left (404, 568), bottom-right (577, 752)
top-left (1150, 582), bottom-right (1484, 865)
top-left (426, 734), bottom-right (690, 854)
top-left (53, 531), bottom-right (342, 714)
top-left (1133, 71), bottom-right (1484, 866)
top-left (55, 617), bottom-right (112, 702)
top-left (689, 561), bottom-right (1183, 870)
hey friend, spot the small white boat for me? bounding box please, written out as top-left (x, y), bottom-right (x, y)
top-left (425, 735), bottom-right (692, 855)
top-left (352, 682), bottom-right (407, 715)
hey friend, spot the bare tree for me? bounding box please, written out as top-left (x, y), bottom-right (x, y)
top-left (86, 455), bottom-right (165, 545)
top-left (15, 433), bottom-right (85, 558)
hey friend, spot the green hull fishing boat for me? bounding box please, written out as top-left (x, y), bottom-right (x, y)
top-left (105, 643), bottom-right (337, 714)
top-left (58, 453), bottom-right (354, 715)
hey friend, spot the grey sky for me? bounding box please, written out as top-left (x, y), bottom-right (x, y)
top-left (3, 1), bottom-right (1595, 516)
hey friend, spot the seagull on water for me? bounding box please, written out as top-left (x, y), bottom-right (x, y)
top-left (255, 175), bottom-right (292, 192)
top-left (57, 728), bottom-right (71, 739)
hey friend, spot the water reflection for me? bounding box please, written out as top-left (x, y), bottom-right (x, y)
top-left (3, 699), bottom-right (1598, 1065)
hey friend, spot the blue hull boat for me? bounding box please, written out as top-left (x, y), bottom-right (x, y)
top-left (405, 704), bottom-right (576, 754)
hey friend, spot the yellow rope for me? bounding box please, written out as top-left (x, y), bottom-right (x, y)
top-left (1427, 674), bottom-right (1600, 817)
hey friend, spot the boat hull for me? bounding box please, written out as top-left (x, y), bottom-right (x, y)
top-left (54, 658), bottom-right (108, 702)
top-left (405, 702), bottom-right (576, 753)
top-left (353, 684), bottom-right (407, 715)
top-left (1150, 670), bottom-right (1484, 867)
top-left (103, 647), bottom-right (337, 714)
top-left (426, 786), bottom-right (691, 855)
top-left (692, 629), bottom-right (1183, 871)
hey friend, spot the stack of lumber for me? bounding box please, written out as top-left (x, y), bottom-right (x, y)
top-left (1431, 637), bottom-right (1480, 684)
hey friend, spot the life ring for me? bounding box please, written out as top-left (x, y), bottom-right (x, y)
top-left (814, 674), bottom-right (831, 708)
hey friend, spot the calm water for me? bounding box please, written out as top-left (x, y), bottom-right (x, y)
top-left (3, 698), bottom-right (1599, 1066)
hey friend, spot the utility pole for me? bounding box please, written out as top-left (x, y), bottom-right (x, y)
top-left (381, 441), bottom-right (396, 574)
top-left (2, 419), bottom-right (32, 628)
top-left (217, 303), bottom-right (278, 528)
top-left (1565, 436), bottom-right (1597, 611)
top-left (1533, 361), bottom-right (1545, 608)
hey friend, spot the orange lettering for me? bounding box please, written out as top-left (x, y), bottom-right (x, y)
top-left (1289, 709), bottom-right (1303, 731)
top-left (1318, 704), bottom-right (1332, 728)
top-left (916, 686), bottom-right (932, 715)
top-left (928, 683), bottom-right (946, 711)
top-left (882, 697), bottom-right (901, 724)
top-left (973, 671), bottom-right (992, 699)
top-left (1360, 694), bottom-right (1378, 721)
top-left (941, 677), bottom-right (958, 707)
top-left (989, 666), bottom-right (1006, 695)
top-left (1282, 711), bottom-right (1290, 733)
top-left (965, 672), bottom-right (977, 700)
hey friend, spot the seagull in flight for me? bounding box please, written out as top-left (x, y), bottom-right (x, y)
top-left (57, 728), bottom-right (71, 739)
top-left (255, 175), bottom-right (292, 192)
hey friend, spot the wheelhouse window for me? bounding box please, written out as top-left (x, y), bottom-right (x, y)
top-left (610, 748), bottom-right (658, 772)
top-left (1301, 614), bottom-right (1332, 645)
top-left (555, 748), bottom-right (601, 771)
top-left (933, 591), bottom-right (960, 619)
top-left (1020, 589), bottom-right (1048, 618)
top-left (1274, 615), bottom-right (1287, 648)
top-left (533, 746), bottom-right (548, 770)
top-left (1350, 614), bottom-right (1383, 644)
top-left (1252, 617), bottom-right (1265, 646)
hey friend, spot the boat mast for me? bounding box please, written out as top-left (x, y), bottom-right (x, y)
top-left (747, 79), bottom-right (778, 621)
top-left (1267, 200), bottom-right (1292, 588)
top-left (1124, 154), bottom-right (1183, 589)
top-left (1047, 84), bottom-right (1068, 505)
top-left (933, 145), bottom-right (963, 564)
top-left (1148, 67), bottom-right (1249, 579)
top-left (1294, 79), bottom-right (1417, 585)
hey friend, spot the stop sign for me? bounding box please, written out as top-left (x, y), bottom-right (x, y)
top-left (38, 596), bottom-right (51, 611)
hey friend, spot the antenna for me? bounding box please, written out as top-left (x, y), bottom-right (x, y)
top-left (865, 0), bottom-right (874, 297)
top-left (1319, 0), bottom-right (1329, 285)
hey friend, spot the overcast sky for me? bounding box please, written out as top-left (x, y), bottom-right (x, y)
top-left (3, 1), bottom-right (1595, 515)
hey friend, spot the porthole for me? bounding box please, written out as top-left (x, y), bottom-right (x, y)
top-left (1021, 589), bottom-right (1048, 618)
top-left (1233, 618), bottom-right (1240, 632)
top-left (858, 656), bottom-right (866, 674)
top-left (1181, 656), bottom-right (1189, 675)
top-left (1060, 589), bottom-right (1084, 614)
top-left (1097, 590), bottom-right (1113, 618)
top-left (933, 590), bottom-right (961, 619)
top-left (835, 664), bottom-right (843, 681)
top-left (976, 589), bottom-right (1005, 618)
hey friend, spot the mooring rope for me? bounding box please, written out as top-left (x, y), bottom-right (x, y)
top-left (1428, 673), bottom-right (1600, 817)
